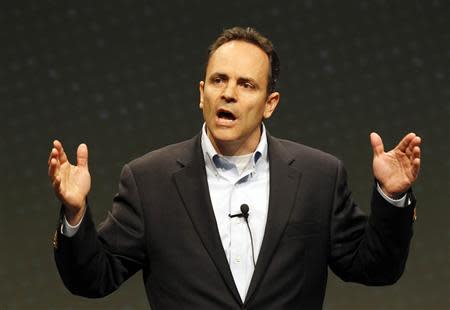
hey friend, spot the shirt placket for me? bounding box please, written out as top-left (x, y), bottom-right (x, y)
top-left (228, 166), bottom-right (256, 301)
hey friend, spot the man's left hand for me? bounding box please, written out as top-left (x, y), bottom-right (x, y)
top-left (370, 132), bottom-right (422, 199)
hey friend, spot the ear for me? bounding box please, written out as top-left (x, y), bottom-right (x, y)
top-left (199, 81), bottom-right (205, 109)
top-left (263, 91), bottom-right (280, 119)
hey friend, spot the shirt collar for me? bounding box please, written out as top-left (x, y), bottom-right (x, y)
top-left (201, 123), bottom-right (268, 172)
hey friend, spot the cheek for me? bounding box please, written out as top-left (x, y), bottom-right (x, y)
top-left (240, 106), bottom-right (264, 128)
top-left (201, 100), bottom-right (215, 120)
top-left (203, 101), bottom-right (213, 113)
top-left (202, 90), bottom-right (217, 111)
top-left (245, 98), bottom-right (268, 117)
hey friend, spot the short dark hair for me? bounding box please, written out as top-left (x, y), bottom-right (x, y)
top-left (205, 27), bottom-right (280, 93)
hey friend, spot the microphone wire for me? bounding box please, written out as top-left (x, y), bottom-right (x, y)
top-left (244, 215), bottom-right (256, 268)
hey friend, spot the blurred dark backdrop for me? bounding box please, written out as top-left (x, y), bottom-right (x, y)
top-left (1, 0), bottom-right (449, 309)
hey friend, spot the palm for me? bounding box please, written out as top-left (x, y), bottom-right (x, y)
top-left (370, 132), bottom-right (421, 197)
top-left (58, 160), bottom-right (91, 208)
top-left (48, 141), bottom-right (91, 214)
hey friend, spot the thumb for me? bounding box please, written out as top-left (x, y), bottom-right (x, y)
top-left (77, 143), bottom-right (89, 167)
top-left (370, 132), bottom-right (384, 156)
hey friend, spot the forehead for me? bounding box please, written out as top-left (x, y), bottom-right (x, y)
top-left (206, 41), bottom-right (270, 81)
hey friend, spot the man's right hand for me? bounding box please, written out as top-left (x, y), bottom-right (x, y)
top-left (48, 140), bottom-right (91, 226)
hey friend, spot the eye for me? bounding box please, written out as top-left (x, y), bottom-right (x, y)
top-left (241, 81), bottom-right (255, 89)
top-left (211, 76), bottom-right (225, 84)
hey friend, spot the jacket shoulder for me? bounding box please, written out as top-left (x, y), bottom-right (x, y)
top-left (276, 138), bottom-right (339, 164)
top-left (126, 136), bottom-right (197, 176)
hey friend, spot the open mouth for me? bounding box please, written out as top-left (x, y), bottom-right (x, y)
top-left (217, 109), bottom-right (236, 121)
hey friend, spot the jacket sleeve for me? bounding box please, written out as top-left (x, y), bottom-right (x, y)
top-left (328, 160), bottom-right (416, 285)
top-left (54, 164), bottom-right (147, 297)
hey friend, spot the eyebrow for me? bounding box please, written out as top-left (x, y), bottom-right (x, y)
top-left (209, 72), bottom-right (229, 80)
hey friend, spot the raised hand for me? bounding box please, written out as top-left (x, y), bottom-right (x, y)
top-left (48, 140), bottom-right (91, 225)
top-left (370, 132), bottom-right (421, 198)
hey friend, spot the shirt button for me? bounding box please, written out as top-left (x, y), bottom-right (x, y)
top-left (235, 256), bottom-right (241, 263)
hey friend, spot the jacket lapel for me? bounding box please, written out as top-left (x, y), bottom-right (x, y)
top-left (245, 135), bottom-right (303, 304)
top-left (172, 134), bottom-right (243, 305)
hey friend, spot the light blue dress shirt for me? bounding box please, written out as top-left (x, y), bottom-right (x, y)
top-left (201, 123), bottom-right (270, 301)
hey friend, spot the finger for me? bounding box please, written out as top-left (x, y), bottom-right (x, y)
top-left (413, 146), bottom-right (421, 160)
top-left (396, 133), bottom-right (416, 153)
top-left (406, 136), bottom-right (422, 160)
top-left (48, 157), bottom-right (60, 178)
top-left (48, 157), bottom-right (55, 177)
top-left (405, 144), bottom-right (413, 159)
top-left (52, 175), bottom-right (62, 193)
top-left (410, 136), bottom-right (422, 151)
top-left (370, 132), bottom-right (384, 156)
top-left (77, 143), bottom-right (89, 168)
top-left (53, 140), bottom-right (69, 165)
top-left (412, 157), bottom-right (420, 179)
top-left (48, 148), bottom-right (57, 165)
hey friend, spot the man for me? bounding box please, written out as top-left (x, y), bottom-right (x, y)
top-left (48, 27), bottom-right (422, 309)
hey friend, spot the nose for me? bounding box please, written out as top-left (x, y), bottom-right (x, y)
top-left (221, 82), bottom-right (237, 103)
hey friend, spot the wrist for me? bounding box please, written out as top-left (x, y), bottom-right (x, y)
top-left (380, 185), bottom-right (405, 200)
top-left (64, 201), bottom-right (86, 226)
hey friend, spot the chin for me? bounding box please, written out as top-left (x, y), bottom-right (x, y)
top-left (209, 126), bottom-right (241, 142)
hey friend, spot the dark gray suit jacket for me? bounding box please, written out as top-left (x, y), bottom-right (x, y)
top-left (54, 133), bottom-right (415, 309)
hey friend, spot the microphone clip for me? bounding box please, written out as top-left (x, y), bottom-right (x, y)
top-left (228, 204), bottom-right (250, 220)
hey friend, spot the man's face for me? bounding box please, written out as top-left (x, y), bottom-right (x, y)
top-left (199, 40), bottom-right (280, 155)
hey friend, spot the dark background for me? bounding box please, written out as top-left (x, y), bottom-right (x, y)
top-left (1, 0), bottom-right (449, 309)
